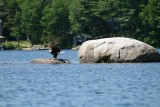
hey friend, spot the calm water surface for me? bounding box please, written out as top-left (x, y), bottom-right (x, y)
top-left (0, 50), bottom-right (160, 107)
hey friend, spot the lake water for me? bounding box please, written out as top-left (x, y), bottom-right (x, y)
top-left (0, 50), bottom-right (160, 107)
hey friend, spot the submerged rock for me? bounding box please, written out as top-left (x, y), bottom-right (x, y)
top-left (31, 58), bottom-right (71, 64)
top-left (78, 37), bottom-right (160, 63)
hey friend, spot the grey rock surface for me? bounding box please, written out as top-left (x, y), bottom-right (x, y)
top-left (78, 37), bottom-right (160, 63)
top-left (31, 58), bottom-right (71, 64)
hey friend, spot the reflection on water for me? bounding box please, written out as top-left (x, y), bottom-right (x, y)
top-left (0, 50), bottom-right (160, 107)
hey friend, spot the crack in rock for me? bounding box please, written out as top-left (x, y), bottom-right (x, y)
top-left (95, 41), bottom-right (106, 48)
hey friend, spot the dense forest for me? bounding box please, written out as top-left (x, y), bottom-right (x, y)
top-left (0, 0), bottom-right (160, 48)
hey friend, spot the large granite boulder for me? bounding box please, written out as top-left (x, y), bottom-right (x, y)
top-left (31, 58), bottom-right (71, 64)
top-left (78, 37), bottom-right (160, 63)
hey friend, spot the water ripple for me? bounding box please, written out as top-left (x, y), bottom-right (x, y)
top-left (0, 50), bottom-right (160, 107)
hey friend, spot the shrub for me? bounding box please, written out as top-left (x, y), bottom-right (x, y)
top-left (2, 42), bottom-right (17, 50)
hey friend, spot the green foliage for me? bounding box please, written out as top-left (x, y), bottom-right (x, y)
top-left (0, 0), bottom-right (160, 48)
top-left (20, 0), bottom-right (47, 44)
top-left (69, 0), bottom-right (82, 34)
top-left (2, 41), bottom-right (32, 50)
top-left (0, 0), bottom-right (18, 38)
top-left (19, 41), bottom-right (32, 48)
top-left (2, 42), bottom-right (17, 50)
top-left (139, 0), bottom-right (160, 47)
top-left (41, 0), bottom-right (71, 46)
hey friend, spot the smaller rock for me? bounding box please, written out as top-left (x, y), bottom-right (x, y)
top-left (31, 58), bottom-right (71, 64)
top-left (22, 48), bottom-right (32, 50)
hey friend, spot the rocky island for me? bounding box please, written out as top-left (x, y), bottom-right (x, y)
top-left (31, 58), bottom-right (71, 64)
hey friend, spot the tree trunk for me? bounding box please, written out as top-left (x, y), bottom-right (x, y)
top-left (111, 17), bottom-right (114, 37)
top-left (17, 36), bottom-right (19, 50)
top-left (27, 33), bottom-right (30, 42)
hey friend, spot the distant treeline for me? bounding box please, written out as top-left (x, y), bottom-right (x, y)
top-left (0, 0), bottom-right (160, 48)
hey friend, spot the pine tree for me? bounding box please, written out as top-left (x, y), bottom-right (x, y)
top-left (41, 0), bottom-right (71, 46)
top-left (140, 0), bottom-right (160, 47)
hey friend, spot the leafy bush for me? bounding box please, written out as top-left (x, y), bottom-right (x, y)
top-left (2, 42), bottom-right (17, 50)
top-left (19, 41), bottom-right (32, 48)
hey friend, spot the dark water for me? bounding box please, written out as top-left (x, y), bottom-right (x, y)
top-left (0, 50), bottom-right (160, 107)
